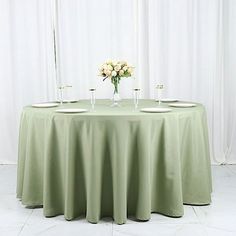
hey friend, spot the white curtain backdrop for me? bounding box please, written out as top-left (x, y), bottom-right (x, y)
top-left (0, 0), bottom-right (235, 164)
top-left (0, 0), bottom-right (56, 164)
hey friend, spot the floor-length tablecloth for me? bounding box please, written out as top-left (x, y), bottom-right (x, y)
top-left (17, 99), bottom-right (212, 224)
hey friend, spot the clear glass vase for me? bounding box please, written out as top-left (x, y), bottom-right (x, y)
top-left (111, 79), bottom-right (121, 107)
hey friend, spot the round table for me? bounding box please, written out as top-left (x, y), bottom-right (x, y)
top-left (17, 99), bottom-right (212, 224)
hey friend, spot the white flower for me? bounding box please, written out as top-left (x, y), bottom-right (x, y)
top-left (123, 66), bottom-right (128, 71)
top-left (102, 64), bottom-right (108, 70)
top-left (111, 71), bottom-right (117, 77)
top-left (105, 70), bottom-right (111, 76)
top-left (99, 60), bottom-right (133, 79)
top-left (107, 64), bottom-right (113, 71)
top-left (128, 67), bottom-right (133, 74)
top-left (114, 65), bottom-right (121, 72)
top-left (119, 70), bottom-right (124, 76)
top-left (119, 61), bottom-right (126, 66)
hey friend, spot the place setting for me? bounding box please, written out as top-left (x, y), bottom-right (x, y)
top-left (140, 85), bottom-right (197, 113)
top-left (53, 90), bottom-right (95, 114)
top-left (57, 85), bottom-right (79, 104)
top-left (31, 85), bottom-right (77, 108)
top-left (54, 87), bottom-right (98, 114)
top-left (140, 84), bottom-right (172, 113)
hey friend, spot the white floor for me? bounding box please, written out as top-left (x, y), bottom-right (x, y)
top-left (0, 165), bottom-right (236, 236)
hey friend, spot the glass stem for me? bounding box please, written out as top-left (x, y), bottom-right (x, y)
top-left (158, 88), bottom-right (162, 106)
top-left (91, 92), bottom-right (95, 110)
top-left (134, 91), bottom-right (139, 110)
top-left (60, 89), bottom-right (63, 105)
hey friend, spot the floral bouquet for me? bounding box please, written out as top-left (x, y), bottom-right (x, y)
top-left (99, 61), bottom-right (134, 99)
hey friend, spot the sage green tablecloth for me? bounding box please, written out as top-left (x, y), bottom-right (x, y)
top-left (17, 99), bottom-right (212, 224)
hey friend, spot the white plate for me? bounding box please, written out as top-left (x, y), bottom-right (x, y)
top-left (32, 103), bottom-right (59, 108)
top-left (56, 108), bottom-right (88, 113)
top-left (156, 98), bottom-right (178, 102)
top-left (168, 103), bottom-right (196, 108)
top-left (57, 100), bottom-right (79, 103)
top-left (140, 107), bottom-right (172, 113)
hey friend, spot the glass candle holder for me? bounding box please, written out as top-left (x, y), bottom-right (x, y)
top-left (63, 85), bottom-right (73, 102)
top-left (156, 84), bottom-right (164, 106)
top-left (58, 85), bottom-right (72, 105)
top-left (58, 86), bottom-right (64, 105)
top-left (89, 88), bottom-right (96, 111)
top-left (133, 88), bottom-right (140, 110)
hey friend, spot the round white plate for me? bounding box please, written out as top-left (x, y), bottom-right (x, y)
top-left (55, 108), bottom-right (88, 113)
top-left (57, 100), bottom-right (79, 103)
top-left (156, 98), bottom-right (178, 102)
top-left (140, 107), bottom-right (172, 113)
top-left (32, 103), bottom-right (59, 108)
top-left (168, 103), bottom-right (196, 108)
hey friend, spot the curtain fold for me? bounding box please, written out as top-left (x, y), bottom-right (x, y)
top-left (0, 0), bottom-right (235, 164)
top-left (0, 0), bottom-right (56, 164)
top-left (223, 0), bottom-right (236, 164)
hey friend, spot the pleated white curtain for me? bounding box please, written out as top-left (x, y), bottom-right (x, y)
top-left (0, 0), bottom-right (235, 164)
top-left (223, 0), bottom-right (236, 164)
top-left (55, 0), bottom-right (137, 100)
top-left (0, 0), bottom-right (56, 164)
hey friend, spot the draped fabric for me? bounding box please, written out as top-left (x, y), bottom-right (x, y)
top-left (0, 0), bottom-right (236, 164)
top-left (17, 100), bottom-right (212, 224)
